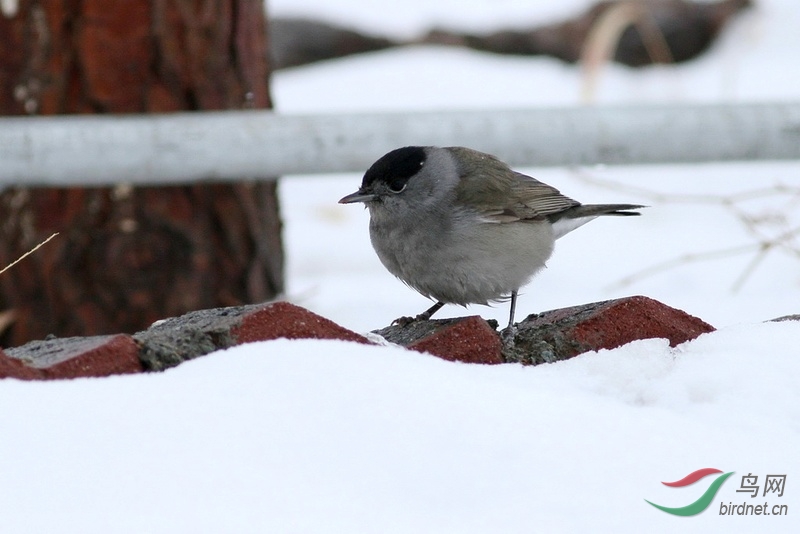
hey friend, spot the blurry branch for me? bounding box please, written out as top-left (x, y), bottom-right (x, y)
top-left (581, 1), bottom-right (674, 101)
top-left (572, 171), bottom-right (800, 291)
top-left (0, 310), bottom-right (15, 336)
top-left (273, 0), bottom-right (752, 71)
top-left (0, 232), bottom-right (58, 276)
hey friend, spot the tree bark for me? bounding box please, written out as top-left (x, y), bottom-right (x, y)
top-left (0, 0), bottom-right (283, 346)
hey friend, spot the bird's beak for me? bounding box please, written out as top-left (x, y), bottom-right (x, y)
top-left (339, 190), bottom-right (378, 204)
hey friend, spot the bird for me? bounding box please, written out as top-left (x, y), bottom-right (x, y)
top-left (339, 146), bottom-right (643, 334)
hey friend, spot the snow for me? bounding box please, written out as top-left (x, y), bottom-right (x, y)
top-left (1, 0), bottom-right (799, 532)
top-left (2, 326), bottom-right (799, 532)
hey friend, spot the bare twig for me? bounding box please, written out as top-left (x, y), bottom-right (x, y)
top-left (607, 243), bottom-right (758, 289)
top-left (572, 171), bottom-right (800, 205)
top-left (570, 170), bottom-right (800, 292)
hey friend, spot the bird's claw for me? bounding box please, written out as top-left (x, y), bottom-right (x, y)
top-left (392, 315), bottom-right (418, 327)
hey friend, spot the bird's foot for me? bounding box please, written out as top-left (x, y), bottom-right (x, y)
top-left (391, 315), bottom-right (418, 327)
top-left (392, 302), bottom-right (445, 326)
top-left (391, 312), bottom-right (435, 327)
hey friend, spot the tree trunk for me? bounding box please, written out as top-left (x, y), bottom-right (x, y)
top-left (0, 0), bottom-right (283, 346)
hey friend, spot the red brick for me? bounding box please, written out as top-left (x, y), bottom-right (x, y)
top-left (409, 316), bottom-right (504, 364)
top-left (135, 302), bottom-right (373, 371)
top-left (232, 302), bottom-right (371, 345)
top-left (512, 295), bottom-right (715, 364)
top-left (4, 334), bottom-right (143, 380)
top-left (571, 296), bottom-right (714, 349)
top-left (0, 348), bottom-right (45, 380)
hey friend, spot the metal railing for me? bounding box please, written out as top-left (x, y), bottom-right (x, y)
top-left (1, 102), bottom-right (799, 187)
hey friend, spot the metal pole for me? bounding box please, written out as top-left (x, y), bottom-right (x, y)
top-left (1, 102), bottom-right (798, 186)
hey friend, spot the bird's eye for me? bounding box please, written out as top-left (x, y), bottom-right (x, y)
top-left (387, 177), bottom-right (409, 193)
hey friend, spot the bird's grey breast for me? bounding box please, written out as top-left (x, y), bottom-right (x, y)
top-left (368, 198), bottom-right (455, 286)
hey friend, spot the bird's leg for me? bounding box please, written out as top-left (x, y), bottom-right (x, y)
top-left (507, 290), bottom-right (518, 330)
top-left (392, 301), bottom-right (445, 326)
top-left (417, 301), bottom-right (445, 321)
top-left (500, 290), bottom-right (518, 345)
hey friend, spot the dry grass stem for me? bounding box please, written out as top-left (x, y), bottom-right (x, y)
top-left (0, 232), bottom-right (59, 276)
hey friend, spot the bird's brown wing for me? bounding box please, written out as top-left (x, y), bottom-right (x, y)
top-left (449, 146), bottom-right (579, 223)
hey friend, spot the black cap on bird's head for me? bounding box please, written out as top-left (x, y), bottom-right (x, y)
top-left (339, 146), bottom-right (427, 204)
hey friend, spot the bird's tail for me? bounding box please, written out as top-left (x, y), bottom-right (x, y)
top-left (552, 204), bottom-right (645, 220)
top-left (548, 204), bottom-right (645, 239)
